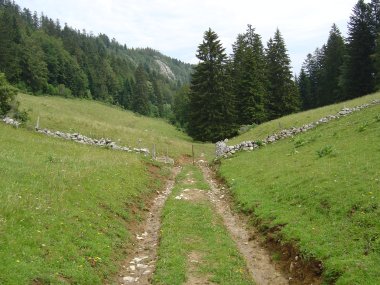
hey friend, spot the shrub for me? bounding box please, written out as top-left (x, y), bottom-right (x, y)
top-left (0, 73), bottom-right (17, 116)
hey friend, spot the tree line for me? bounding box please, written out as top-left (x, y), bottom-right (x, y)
top-left (297, 0), bottom-right (380, 109)
top-left (174, 26), bottom-right (299, 142)
top-left (0, 0), bottom-right (192, 119)
top-left (175, 0), bottom-right (380, 142)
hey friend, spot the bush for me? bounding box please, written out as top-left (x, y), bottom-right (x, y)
top-left (0, 73), bottom-right (17, 116)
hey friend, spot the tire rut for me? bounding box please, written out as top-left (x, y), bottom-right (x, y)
top-left (199, 161), bottom-right (289, 285)
top-left (118, 166), bottom-right (181, 285)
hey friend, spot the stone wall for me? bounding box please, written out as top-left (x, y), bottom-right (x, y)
top-left (216, 99), bottom-right (380, 158)
top-left (1, 117), bottom-right (150, 155)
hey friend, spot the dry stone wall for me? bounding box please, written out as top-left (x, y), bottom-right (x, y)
top-left (216, 99), bottom-right (380, 158)
top-left (1, 117), bottom-right (150, 155)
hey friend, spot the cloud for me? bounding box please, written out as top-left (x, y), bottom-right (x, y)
top-left (16, 0), bottom-right (358, 72)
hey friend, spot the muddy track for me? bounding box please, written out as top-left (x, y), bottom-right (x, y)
top-left (118, 166), bottom-right (181, 284)
top-left (198, 161), bottom-right (289, 285)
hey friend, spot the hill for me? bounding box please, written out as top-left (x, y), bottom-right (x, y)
top-left (218, 93), bottom-right (380, 284)
top-left (0, 0), bottom-right (192, 120)
top-left (18, 93), bottom-right (213, 159)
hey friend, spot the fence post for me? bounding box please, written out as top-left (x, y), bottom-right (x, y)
top-left (166, 146), bottom-right (169, 163)
top-left (35, 116), bottom-right (40, 130)
top-left (152, 144), bottom-right (156, 160)
top-left (192, 144), bottom-right (195, 165)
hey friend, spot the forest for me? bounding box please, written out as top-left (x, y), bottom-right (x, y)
top-left (1, 0), bottom-right (380, 141)
top-left (0, 0), bottom-right (192, 120)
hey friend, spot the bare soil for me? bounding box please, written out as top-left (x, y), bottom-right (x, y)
top-left (199, 161), bottom-right (289, 285)
top-left (118, 166), bottom-right (181, 285)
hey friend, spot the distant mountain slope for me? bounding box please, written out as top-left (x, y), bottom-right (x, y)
top-left (0, 0), bottom-right (192, 119)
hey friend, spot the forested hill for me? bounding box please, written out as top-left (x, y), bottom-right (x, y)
top-left (0, 0), bottom-right (192, 118)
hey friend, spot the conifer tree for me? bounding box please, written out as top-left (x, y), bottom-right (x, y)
top-left (298, 68), bottom-right (313, 110)
top-left (188, 28), bottom-right (236, 142)
top-left (265, 29), bottom-right (300, 119)
top-left (341, 0), bottom-right (375, 99)
top-left (320, 24), bottom-right (346, 104)
top-left (232, 25), bottom-right (267, 125)
top-left (132, 64), bottom-right (150, 115)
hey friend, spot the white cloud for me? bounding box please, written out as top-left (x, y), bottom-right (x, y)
top-left (16, 0), bottom-right (358, 72)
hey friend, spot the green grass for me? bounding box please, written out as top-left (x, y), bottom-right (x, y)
top-left (0, 124), bottom-right (165, 284)
top-left (230, 93), bottom-right (380, 144)
top-left (219, 104), bottom-right (380, 284)
top-left (18, 93), bottom-right (214, 160)
top-left (153, 165), bottom-right (254, 285)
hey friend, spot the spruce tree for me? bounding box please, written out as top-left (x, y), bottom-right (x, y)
top-left (298, 68), bottom-right (313, 110)
top-left (188, 28), bottom-right (236, 142)
top-left (265, 29), bottom-right (300, 119)
top-left (232, 25), bottom-right (267, 125)
top-left (341, 0), bottom-right (376, 99)
top-left (132, 64), bottom-right (150, 115)
top-left (319, 24), bottom-right (346, 105)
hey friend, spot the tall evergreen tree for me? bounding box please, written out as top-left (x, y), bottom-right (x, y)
top-left (132, 64), bottom-right (150, 115)
top-left (265, 29), bottom-right (300, 119)
top-left (232, 25), bottom-right (267, 125)
top-left (188, 28), bottom-right (236, 142)
top-left (341, 0), bottom-right (376, 99)
top-left (298, 68), bottom-right (313, 110)
top-left (319, 24), bottom-right (346, 105)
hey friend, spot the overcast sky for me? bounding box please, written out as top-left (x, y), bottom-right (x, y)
top-left (16, 0), bottom-right (359, 73)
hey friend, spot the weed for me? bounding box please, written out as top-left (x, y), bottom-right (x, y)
top-left (294, 137), bottom-right (308, 148)
top-left (316, 145), bottom-right (333, 158)
top-left (358, 121), bottom-right (369, 132)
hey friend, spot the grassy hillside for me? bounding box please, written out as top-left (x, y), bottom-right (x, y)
top-left (231, 93), bottom-right (380, 144)
top-left (0, 93), bottom-right (213, 284)
top-left (18, 93), bottom-right (213, 159)
top-left (219, 95), bottom-right (380, 284)
top-left (0, 124), bottom-right (160, 284)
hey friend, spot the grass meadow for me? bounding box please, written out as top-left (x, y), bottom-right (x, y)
top-left (18, 93), bottom-right (214, 160)
top-left (219, 102), bottom-right (380, 284)
top-left (0, 124), bottom-right (164, 284)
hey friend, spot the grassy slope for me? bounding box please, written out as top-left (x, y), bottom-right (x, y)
top-left (230, 93), bottom-right (380, 145)
top-left (0, 124), bottom-right (160, 284)
top-left (219, 95), bottom-right (380, 284)
top-left (18, 93), bottom-right (213, 159)
top-left (0, 93), bottom-right (212, 284)
top-left (153, 165), bottom-right (253, 285)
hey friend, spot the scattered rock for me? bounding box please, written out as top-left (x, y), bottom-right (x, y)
top-left (122, 276), bottom-right (135, 283)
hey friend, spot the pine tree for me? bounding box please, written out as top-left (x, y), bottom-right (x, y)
top-left (319, 24), bottom-right (346, 104)
top-left (298, 68), bottom-right (313, 110)
top-left (132, 64), bottom-right (150, 115)
top-left (232, 25), bottom-right (267, 125)
top-left (188, 28), bottom-right (236, 142)
top-left (341, 0), bottom-right (376, 99)
top-left (265, 29), bottom-right (300, 119)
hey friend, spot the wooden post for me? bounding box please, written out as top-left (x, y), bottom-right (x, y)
top-left (152, 144), bottom-right (156, 160)
top-left (166, 146), bottom-right (169, 163)
top-left (35, 116), bottom-right (40, 130)
top-left (192, 144), bottom-right (195, 165)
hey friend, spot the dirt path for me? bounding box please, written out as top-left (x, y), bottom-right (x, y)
top-left (118, 166), bottom-right (181, 284)
top-left (199, 161), bottom-right (289, 285)
top-left (118, 160), bottom-right (288, 285)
